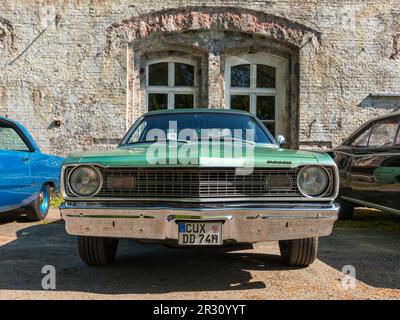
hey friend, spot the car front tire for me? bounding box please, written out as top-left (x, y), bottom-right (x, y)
top-left (23, 184), bottom-right (51, 221)
top-left (279, 237), bottom-right (318, 267)
top-left (78, 236), bottom-right (119, 266)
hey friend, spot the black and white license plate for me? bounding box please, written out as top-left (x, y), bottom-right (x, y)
top-left (178, 222), bottom-right (222, 246)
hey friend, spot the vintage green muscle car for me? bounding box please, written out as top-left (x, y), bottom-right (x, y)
top-left (60, 109), bottom-right (339, 267)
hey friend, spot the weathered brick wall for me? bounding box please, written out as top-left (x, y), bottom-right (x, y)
top-left (0, 1), bottom-right (399, 155)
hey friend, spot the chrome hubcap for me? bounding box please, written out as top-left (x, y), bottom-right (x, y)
top-left (39, 186), bottom-right (49, 215)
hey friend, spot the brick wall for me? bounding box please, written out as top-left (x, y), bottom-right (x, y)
top-left (0, 1), bottom-right (399, 155)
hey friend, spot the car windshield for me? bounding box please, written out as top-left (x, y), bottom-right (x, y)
top-left (122, 112), bottom-right (274, 145)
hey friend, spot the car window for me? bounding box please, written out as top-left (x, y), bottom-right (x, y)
top-left (368, 117), bottom-right (399, 147)
top-left (351, 126), bottom-right (372, 147)
top-left (0, 125), bottom-right (30, 151)
top-left (124, 113), bottom-right (274, 144)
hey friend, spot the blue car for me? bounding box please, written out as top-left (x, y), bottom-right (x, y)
top-left (0, 117), bottom-right (64, 221)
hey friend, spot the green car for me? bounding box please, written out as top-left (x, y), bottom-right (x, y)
top-left (60, 109), bottom-right (339, 267)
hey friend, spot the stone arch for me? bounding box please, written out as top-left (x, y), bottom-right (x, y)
top-left (106, 6), bottom-right (321, 49)
top-left (112, 7), bottom-right (319, 148)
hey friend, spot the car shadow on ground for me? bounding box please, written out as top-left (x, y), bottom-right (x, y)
top-left (0, 211), bottom-right (26, 225)
top-left (0, 219), bottom-right (298, 294)
top-left (1, 208), bottom-right (399, 294)
top-left (319, 208), bottom-right (400, 290)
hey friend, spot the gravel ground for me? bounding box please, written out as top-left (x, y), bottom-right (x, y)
top-left (0, 209), bottom-right (398, 300)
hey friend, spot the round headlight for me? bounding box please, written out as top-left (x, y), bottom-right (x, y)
top-left (69, 166), bottom-right (102, 197)
top-left (297, 166), bottom-right (329, 197)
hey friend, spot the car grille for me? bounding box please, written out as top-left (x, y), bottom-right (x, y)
top-left (95, 167), bottom-right (302, 198)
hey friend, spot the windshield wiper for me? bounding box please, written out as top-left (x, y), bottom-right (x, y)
top-left (205, 136), bottom-right (255, 145)
top-left (126, 137), bottom-right (255, 145)
top-left (126, 139), bottom-right (190, 145)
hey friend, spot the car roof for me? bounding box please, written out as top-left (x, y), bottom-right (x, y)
top-left (367, 110), bottom-right (400, 123)
top-left (145, 108), bottom-right (253, 116)
top-left (339, 110), bottom-right (400, 146)
top-left (354, 109), bottom-right (400, 131)
top-left (0, 116), bottom-right (20, 126)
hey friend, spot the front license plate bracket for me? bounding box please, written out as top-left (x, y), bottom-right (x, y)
top-left (177, 221), bottom-right (223, 246)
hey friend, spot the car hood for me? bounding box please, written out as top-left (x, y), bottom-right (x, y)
top-left (63, 142), bottom-right (334, 168)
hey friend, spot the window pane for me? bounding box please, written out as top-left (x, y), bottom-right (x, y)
top-left (230, 95), bottom-right (250, 112)
top-left (175, 63), bottom-right (194, 87)
top-left (257, 64), bottom-right (276, 88)
top-left (256, 96), bottom-right (275, 121)
top-left (368, 118), bottom-right (399, 147)
top-left (263, 122), bottom-right (275, 136)
top-left (0, 126), bottom-right (29, 151)
top-left (351, 127), bottom-right (371, 147)
top-left (148, 62), bottom-right (168, 86)
top-left (148, 93), bottom-right (168, 111)
top-left (175, 94), bottom-right (194, 109)
top-left (231, 64), bottom-right (250, 88)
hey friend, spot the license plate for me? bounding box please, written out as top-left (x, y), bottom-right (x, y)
top-left (178, 222), bottom-right (222, 246)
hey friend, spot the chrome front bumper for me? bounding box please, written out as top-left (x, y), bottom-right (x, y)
top-left (60, 202), bottom-right (339, 243)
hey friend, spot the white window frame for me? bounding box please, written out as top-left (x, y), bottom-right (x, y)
top-left (224, 53), bottom-right (286, 136)
top-left (145, 57), bottom-right (197, 111)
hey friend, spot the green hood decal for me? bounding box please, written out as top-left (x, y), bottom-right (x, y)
top-left (64, 142), bottom-right (334, 168)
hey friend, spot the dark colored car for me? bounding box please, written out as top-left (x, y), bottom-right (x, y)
top-left (331, 111), bottom-right (400, 219)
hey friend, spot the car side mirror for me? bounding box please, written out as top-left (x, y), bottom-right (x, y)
top-left (277, 135), bottom-right (286, 148)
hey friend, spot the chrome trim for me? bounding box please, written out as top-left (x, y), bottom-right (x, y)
top-left (66, 165), bottom-right (103, 197)
top-left (61, 201), bottom-right (339, 211)
top-left (60, 163), bottom-right (340, 202)
top-left (60, 202), bottom-right (339, 242)
top-left (63, 213), bottom-right (334, 220)
top-left (341, 196), bottom-right (400, 215)
top-left (297, 165), bottom-right (332, 198)
top-left (352, 152), bottom-right (400, 158)
top-left (98, 167), bottom-right (301, 198)
top-left (265, 176), bottom-right (292, 190)
top-left (62, 196), bottom-right (336, 203)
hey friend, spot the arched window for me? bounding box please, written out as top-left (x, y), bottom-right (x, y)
top-left (146, 58), bottom-right (197, 111)
top-left (225, 53), bottom-right (286, 136)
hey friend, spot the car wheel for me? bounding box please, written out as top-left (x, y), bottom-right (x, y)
top-left (78, 236), bottom-right (119, 266)
top-left (23, 184), bottom-right (51, 221)
top-left (338, 198), bottom-right (355, 220)
top-left (279, 237), bottom-right (318, 267)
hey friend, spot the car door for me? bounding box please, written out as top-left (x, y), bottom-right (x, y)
top-left (369, 119), bottom-right (400, 212)
top-left (0, 120), bottom-right (32, 212)
top-left (332, 121), bottom-right (373, 200)
top-left (349, 116), bottom-right (400, 211)
top-left (27, 151), bottom-right (63, 193)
